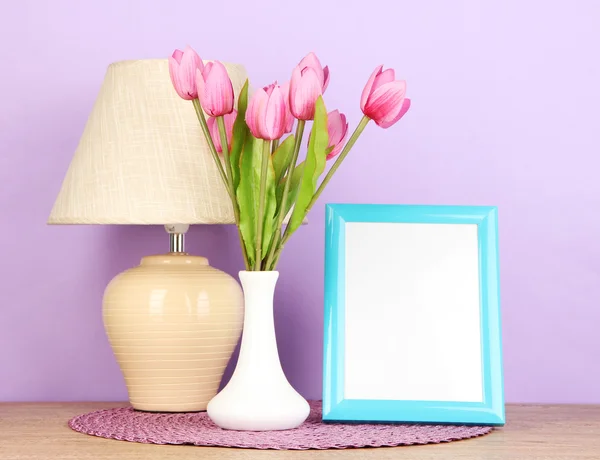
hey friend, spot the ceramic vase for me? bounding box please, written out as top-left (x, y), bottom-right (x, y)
top-left (207, 270), bottom-right (309, 430)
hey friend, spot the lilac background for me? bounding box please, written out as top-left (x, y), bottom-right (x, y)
top-left (1, 0), bottom-right (599, 404)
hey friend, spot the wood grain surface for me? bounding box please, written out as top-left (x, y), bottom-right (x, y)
top-left (0, 403), bottom-right (599, 459)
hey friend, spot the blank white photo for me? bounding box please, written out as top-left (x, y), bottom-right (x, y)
top-left (344, 222), bottom-right (483, 403)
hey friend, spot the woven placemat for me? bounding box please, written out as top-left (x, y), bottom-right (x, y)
top-left (69, 401), bottom-right (492, 450)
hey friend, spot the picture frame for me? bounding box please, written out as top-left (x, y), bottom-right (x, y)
top-left (322, 204), bottom-right (504, 425)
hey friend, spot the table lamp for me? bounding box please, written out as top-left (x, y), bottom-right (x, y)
top-left (48, 59), bottom-right (248, 412)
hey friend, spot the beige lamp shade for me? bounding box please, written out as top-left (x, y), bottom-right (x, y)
top-left (48, 59), bottom-right (248, 225)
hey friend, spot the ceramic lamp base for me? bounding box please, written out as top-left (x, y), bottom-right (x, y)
top-left (103, 254), bottom-right (243, 412)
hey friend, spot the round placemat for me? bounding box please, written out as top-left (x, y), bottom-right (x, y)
top-left (69, 401), bottom-right (492, 450)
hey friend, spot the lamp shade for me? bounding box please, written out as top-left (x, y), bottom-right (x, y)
top-left (48, 59), bottom-right (248, 225)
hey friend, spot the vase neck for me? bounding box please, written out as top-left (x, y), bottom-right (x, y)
top-left (234, 271), bottom-right (284, 380)
top-left (239, 271), bottom-right (279, 308)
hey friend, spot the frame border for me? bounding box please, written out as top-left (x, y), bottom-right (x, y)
top-left (323, 204), bottom-right (504, 425)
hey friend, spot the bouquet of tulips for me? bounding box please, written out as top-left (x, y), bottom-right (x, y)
top-left (169, 48), bottom-right (410, 271)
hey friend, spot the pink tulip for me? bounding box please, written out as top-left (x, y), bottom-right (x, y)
top-left (307, 109), bottom-right (348, 160)
top-left (263, 82), bottom-right (279, 97)
top-left (298, 52), bottom-right (330, 92)
top-left (206, 110), bottom-right (237, 153)
top-left (361, 65), bottom-right (409, 128)
top-left (168, 46), bottom-right (204, 100)
top-left (196, 61), bottom-right (234, 117)
top-left (246, 83), bottom-right (286, 140)
top-left (279, 81), bottom-right (295, 133)
top-left (289, 65), bottom-right (323, 120)
top-left (325, 110), bottom-right (349, 160)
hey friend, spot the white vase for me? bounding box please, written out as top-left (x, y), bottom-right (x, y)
top-left (207, 271), bottom-right (310, 431)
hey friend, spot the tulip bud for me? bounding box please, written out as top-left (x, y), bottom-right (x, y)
top-left (196, 61), bottom-right (235, 117)
top-left (361, 65), bottom-right (409, 128)
top-left (298, 52), bottom-right (330, 92)
top-left (325, 110), bottom-right (349, 160)
top-left (289, 66), bottom-right (323, 120)
top-left (307, 109), bottom-right (348, 160)
top-left (168, 46), bottom-right (204, 100)
top-left (246, 84), bottom-right (287, 140)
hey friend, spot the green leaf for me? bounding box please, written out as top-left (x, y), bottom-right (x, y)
top-left (287, 97), bottom-right (329, 235)
top-left (272, 135), bottom-right (295, 185)
top-left (230, 80), bottom-right (249, 192)
top-left (276, 161), bottom-right (304, 218)
top-left (236, 136), bottom-right (278, 269)
top-left (260, 153), bottom-right (277, 262)
top-left (236, 135), bottom-right (261, 268)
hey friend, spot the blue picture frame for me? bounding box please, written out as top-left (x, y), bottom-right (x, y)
top-left (323, 204), bottom-right (504, 425)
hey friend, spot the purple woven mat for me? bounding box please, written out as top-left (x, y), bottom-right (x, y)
top-left (69, 401), bottom-right (492, 450)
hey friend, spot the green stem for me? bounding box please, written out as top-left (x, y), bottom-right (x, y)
top-left (306, 115), bottom-right (371, 215)
top-left (217, 117), bottom-right (233, 188)
top-left (271, 116), bottom-right (371, 267)
top-left (265, 232), bottom-right (281, 270)
top-left (271, 138), bottom-right (280, 154)
top-left (192, 100), bottom-right (231, 199)
top-left (274, 136), bottom-right (292, 186)
top-left (192, 99), bottom-right (248, 269)
top-left (238, 230), bottom-right (251, 271)
top-left (254, 140), bottom-right (271, 271)
top-left (217, 116), bottom-right (250, 270)
top-left (264, 120), bottom-right (305, 269)
top-left (269, 242), bottom-right (284, 270)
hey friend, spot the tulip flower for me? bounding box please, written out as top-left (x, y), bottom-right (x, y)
top-left (361, 65), bottom-right (409, 128)
top-left (168, 46), bottom-right (204, 100)
top-left (246, 83), bottom-right (286, 140)
top-left (196, 61), bottom-right (235, 117)
top-left (206, 110), bottom-right (237, 153)
top-left (306, 109), bottom-right (348, 160)
top-left (298, 52), bottom-right (330, 92)
top-left (279, 81), bottom-right (295, 133)
top-left (324, 110), bottom-right (349, 160)
top-left (289, 65), bottom-right (323, 120)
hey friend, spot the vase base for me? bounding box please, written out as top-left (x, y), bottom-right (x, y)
top-left (207, 391), bottom-right (310, 431)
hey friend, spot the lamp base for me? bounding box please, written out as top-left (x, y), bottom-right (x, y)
top-left (103, 253), bottom-right (243, 412)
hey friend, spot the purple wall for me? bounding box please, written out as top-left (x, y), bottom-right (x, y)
top-left (1, 0), bottom-right (599, 404)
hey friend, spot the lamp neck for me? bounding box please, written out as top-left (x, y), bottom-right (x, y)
top-left (165, 224), bottom-right (190, 254)
top-left (169, 233), bottom-right (185, 253)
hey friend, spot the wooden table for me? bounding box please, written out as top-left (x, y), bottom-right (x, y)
top-left (0, 403), bottom-right (598, 459)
